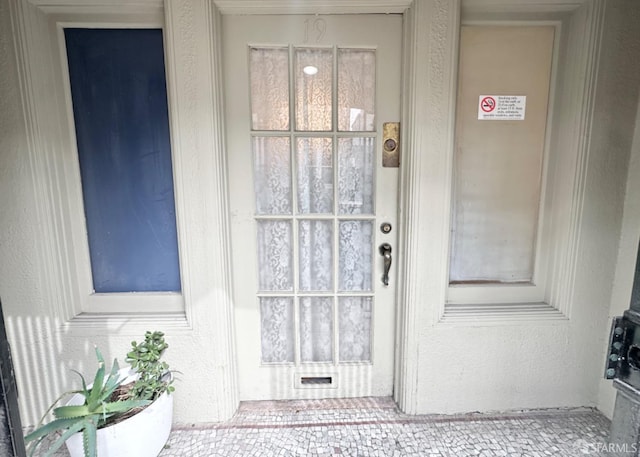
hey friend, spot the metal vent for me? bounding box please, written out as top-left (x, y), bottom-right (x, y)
top-left (300, 376), bottom-right (332, 385)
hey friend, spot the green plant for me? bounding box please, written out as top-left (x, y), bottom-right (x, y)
top-left (24, 347), bottom-right (150, 457)
top-left (125, 330), bottom-right (175, 401)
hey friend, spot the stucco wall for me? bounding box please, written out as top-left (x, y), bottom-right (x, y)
top-left (0, 0), bottom-right (56, 426)
top-left (597, 0), bottom-right (640, 417)
top-left (2, 0), bottom-right (639, 429)
top-left (587, 0), bottom-right (640, 419)
top-left (409, 0), bottom-right (640, 415)
top-left (1, 0), bottom-right (238, 427)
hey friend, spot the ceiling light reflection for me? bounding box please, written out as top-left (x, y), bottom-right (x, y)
top-left (303, 65), bottom-right (318, 76)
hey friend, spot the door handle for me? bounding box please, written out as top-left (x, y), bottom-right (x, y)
top-left (379, 243), bottom-right (392, 286)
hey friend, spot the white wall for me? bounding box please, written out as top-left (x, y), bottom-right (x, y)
top-left (2, 0), bottom-right (639, 428)
top-left (0, 0), bottom-right (66, 426)
top-left (597, 1), bottom-right (640, 418)
top-left (1, 0), bottom-right (238, 427)
top-left (402, 0), bottom-right (640, 415)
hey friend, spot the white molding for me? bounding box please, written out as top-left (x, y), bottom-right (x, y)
top-left (207, 0), bottom-right (239, 421)
top-left (213, 0), bottom-right (412, 15)
top-left (546, 0), bottom-right (605, 317)
top-left (440, 0), bottom-right (605, 320)
top-left (9, 0), bottom-right (83, 323)
top-left (462, 0), bottom-right (588, 15)
top-left (446, 19), bottom-right (563, 307)
top-left (441, 302), bottom-right (568, 325)
top-left (9, 0), bottom-right (193, 323)
top-left (63, 312), bottom-right (192, 335)
top-left (163, 0), bottom-right (239, 420)
top-left (395, 0), bottom-right (461, 415)
top-left (53, 15), bottom-right (173, 316)
top-left (28, 0), bottom-right (162, 15)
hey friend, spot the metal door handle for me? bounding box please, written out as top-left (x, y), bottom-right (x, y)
top-left (379, 243), bottom-right (392, 286)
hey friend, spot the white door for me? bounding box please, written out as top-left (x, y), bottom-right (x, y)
top-left (223, 14), bottom-right (402, 400)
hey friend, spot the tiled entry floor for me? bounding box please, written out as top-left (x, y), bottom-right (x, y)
top-left (159, 397), bottom-right (611, 456)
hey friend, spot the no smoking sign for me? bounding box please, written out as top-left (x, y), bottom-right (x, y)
top-left (480, 96), bottom-right (496, 113)
top-left (478, 95), bottom-right (526, 120)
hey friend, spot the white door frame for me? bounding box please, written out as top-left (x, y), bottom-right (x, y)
top-left (210, 0), bottom-right (460, 415)
top-left (212, 0), bottom-right (602, 416)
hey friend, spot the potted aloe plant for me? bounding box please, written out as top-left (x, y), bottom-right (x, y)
top-left (25, 331), bottom-right (175, 457)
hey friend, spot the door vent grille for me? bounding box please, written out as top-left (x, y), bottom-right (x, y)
top-left (300, 376), bottom-right (332, 385)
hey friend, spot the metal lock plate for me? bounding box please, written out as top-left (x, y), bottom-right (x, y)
top-left (605, 311), bottom-right (640, 391)
top-left (382, 122), bottom-right (400, 168)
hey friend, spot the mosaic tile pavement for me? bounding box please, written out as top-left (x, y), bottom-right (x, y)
top-left (159, 398), bottom-right (611, 457)
top-left (30, 397), bottom-right (612, 456)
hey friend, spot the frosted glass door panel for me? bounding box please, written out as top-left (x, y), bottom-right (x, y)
top-left (338, 138), bottom-right (375, 215)
top-left (261, 297), bottom-right (295, 363)
top-left (339, 297), bottom-right (372, 362)
top-left (299, 220), bottom-right (333, 292)
top-left (299, 297), bottom-right (333, 363)
top-left (257, 220), bottom-right (293, 291)
top-left (250, 47), bottom-right (290, 131)
top-left (296, 137), bottom-right (333, 214)
top-left (338, 49), bottom-right (376, 132)
top-left (253, 137), bottom-right (292, 215)
top-left (339, 220), bottom-right (373, 292)
top-left (295, 48), bottom-right (333, 131)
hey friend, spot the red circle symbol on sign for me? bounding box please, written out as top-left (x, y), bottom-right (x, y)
top-left (481, 96), bottom-right (496, 113)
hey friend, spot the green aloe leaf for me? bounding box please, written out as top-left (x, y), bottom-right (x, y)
top-left (24, 417), bottom-right (81, 443)
top-left (70, 369), bottom-right (89, 397)
top-left (102, 358), bottom-right (122, 394)
top-left (87, 349), bottom-right (106, 408)
top-left (53, 405), bottom-right (96, 419)
top-left (26, 417), bottom-right (89, 457)
top-left (82, 418), bottom-right (97, 457)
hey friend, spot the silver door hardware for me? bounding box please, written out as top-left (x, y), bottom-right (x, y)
top-left (379, 243), bottom-right (392, 286)
top-left (380, 222), bottom-right (392, 234)
top-left (604, 312), bottom-right (640, 387)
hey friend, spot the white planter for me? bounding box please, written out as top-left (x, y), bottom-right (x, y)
top-left (64, 369), bottom-right (174, 457)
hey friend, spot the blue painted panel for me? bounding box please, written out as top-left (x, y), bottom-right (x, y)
top-left (65, 28), bottom-right (181, 293)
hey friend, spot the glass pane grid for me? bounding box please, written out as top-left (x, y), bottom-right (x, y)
top-left (253, 45), bottom-right (376, 366)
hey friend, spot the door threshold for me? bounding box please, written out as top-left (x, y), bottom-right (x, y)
top-left (237, 396), bottom-right (397, 413)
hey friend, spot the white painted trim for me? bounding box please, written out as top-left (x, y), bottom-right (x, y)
top-left (462, 0), bottom-right (588, 15)
top-left (9, 0), bottom-right (85, 325)
top-left (446, 19), bottom-right (562, 307)
top-left (439, 0), bottom-right (605, 321)
top-left (29, 0), bottom-right (163, 15)
top-left (213, 0), bottom-right (412, 15)
top-left (204, 0), bottom-right (239, 420)
top-left (60, 312), bottom-right (193, 335)
top-left (441, 302), bottom-right (568, 325)
top-left (9, 1), bottom-right (192, 323)
top-left (395, 0), bottom-right (461, 415)
top-left (545, 0), bottom-right (605, 318)
top-left (53, 15), bottom-right (183, 316)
